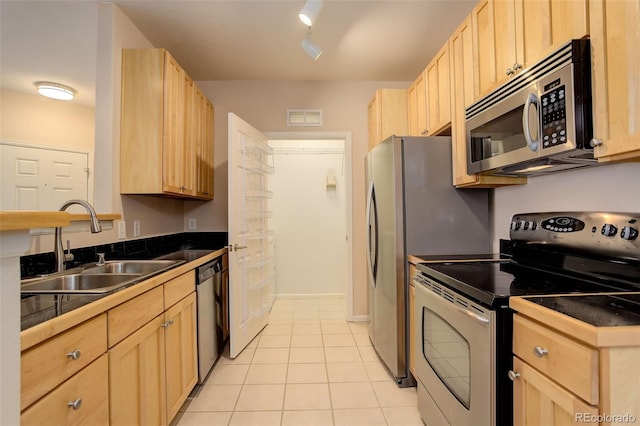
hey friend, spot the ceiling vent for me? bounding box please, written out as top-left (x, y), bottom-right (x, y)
top-left (287, 109), bottom-right (323, 127)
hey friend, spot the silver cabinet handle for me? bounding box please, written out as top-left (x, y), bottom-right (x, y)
top-left (66, 349), bottom-right (81, 360)
top-left (161, 319), bottom-right (175, 328)
top-left (513, 63), bottom-right (523, 71)
top-left (234, 244), bottom-right (247, 250)
top-left (534, 346), bottom-right (549, 358)
top-left (508, 370), bottom-right (520, 381)
top-left (67, 398), bottom-right (82, 410)
top-left (590, 138), bottom-right (603, 147)
top-left (506, 68), bottom-right (515, 76)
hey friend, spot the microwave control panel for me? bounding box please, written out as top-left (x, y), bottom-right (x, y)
top-left (540, 85), bottom-right (567, 149)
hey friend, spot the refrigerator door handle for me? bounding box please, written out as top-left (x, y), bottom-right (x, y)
top-left (366, 181), bottom-right (378, 285)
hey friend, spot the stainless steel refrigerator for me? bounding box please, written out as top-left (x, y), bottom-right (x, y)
top-left (366, 135), bottom-right (491, 387)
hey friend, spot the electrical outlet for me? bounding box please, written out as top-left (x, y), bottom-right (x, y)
top-left (117, 220), bottom-right (126, 239)
top-left (133, 220), bottom-right (141, 237)
top-left (188, 218), bottom-right (197, 230)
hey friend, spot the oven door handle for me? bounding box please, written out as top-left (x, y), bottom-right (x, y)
top-left (522, 92), bottom-right (540, 152)
top-left (461, 308), bottom-right (490, 324)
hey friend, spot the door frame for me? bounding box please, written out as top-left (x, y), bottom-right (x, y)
top-left (266, 131), bottom-right (354, 321)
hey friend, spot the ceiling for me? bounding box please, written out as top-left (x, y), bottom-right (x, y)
top-left (1, 0), bottom-right (476, 106)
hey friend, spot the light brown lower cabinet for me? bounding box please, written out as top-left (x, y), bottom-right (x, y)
top-left (109, 315), bottom-right (167, 426)
top-left (21, 354), bottom-right (109, 426)
top-left (109, 290), bottom-right (197, 426)
top-left (512, 356), bottom-right (598, 425)
top-left (165, 292), bottom-right (198, 421)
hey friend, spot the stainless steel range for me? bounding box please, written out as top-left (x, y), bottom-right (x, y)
top-left (413, 212), bottom-right (640, 426)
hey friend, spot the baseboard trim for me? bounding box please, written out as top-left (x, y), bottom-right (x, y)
top-left (275, 293), bottom-right (345, 299)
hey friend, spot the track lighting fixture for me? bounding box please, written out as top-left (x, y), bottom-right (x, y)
top-left (298, 0), bottom-right (323, 26)
top-left (302, 27), bottom-right (323, 61)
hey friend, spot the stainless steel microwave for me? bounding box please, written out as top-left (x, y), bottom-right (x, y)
top-left (466, 39), bottom-right (595, 176)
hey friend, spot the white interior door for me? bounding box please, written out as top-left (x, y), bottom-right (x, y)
top-left (0, 142), bottom-right (89, 210)
top-left (228, 113), bottom-right (275, 358)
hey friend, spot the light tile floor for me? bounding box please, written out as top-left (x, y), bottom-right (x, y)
top-left (176, 296), bottom-right (422, 426)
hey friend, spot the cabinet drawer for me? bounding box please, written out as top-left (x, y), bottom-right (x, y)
top-left (21, 354), bottom-right (109, 426)
top-left (108, 286), bottom-right (164, 347)
top-left (164, 270), bottom-right (195, 309)
top-left (513, 315), bottom-right (599, 405)
top-left (21, 314), bottom-right (107, 410)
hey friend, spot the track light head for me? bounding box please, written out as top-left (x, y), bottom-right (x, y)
top-left (298, 0), bottom-right (323, 26)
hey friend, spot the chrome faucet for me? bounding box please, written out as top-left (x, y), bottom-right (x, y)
top-left (54, 199), bottom-right (102, 272)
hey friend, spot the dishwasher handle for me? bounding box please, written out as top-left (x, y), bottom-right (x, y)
top-left (198, 259), bottom-right (222, 283)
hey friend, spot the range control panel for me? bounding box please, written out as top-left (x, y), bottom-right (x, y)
top-left (510, 212), bottom-right (640, 259)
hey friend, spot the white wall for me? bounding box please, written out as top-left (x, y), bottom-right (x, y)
top-left (270, 139), bottom-right (347, 296)
top-left (493, 162), bottom-right (640, 248)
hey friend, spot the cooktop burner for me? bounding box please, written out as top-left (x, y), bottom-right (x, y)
top-left (417, 259), bottom-right (637, 308)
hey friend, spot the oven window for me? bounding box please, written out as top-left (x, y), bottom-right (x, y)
top-left (422, 306), bottom-right (471, 409)
top-left (469, 106), bottom-right (530, 162)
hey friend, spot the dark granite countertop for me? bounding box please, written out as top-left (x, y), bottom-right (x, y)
top-left (20, 247), bottom-right (221, 331)
top-left (524, 293), bottom-right (640, 327)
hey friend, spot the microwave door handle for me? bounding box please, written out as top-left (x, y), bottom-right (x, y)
top-left (522, 92), bottom-right (540, 152)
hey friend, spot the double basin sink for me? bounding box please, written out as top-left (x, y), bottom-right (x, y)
top-left (20, 260), bottom-right (185, 295)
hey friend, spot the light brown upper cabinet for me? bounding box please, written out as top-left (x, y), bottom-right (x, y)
top-left (472, 0), bottom-right (589, 100)
top-left (449, 16), bottom-right (526, 188)
top-left (121, 48), bottom-right (214, 200)
top-left (589, 0), bottom-right (640, 162)
top-left (368, 89), bottom-right (408, 151)
top-left (407, 71), bottom-right (427, 136)
top-left (425, 44), bottom-right (451, 135)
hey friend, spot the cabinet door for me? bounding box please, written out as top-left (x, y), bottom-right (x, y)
top-left (407, 72), bottom-right (427, 136)
top-left (451, 16), bottom-right (478, 186)
top-left (426, 44), bottom-right (451, 135)
top-left (512, 357), bottom-right (598, 426)
top-left (515, 0), bottom-right (588, 72)
top-left (473, 0), bottom-right (508, 98)
top-left (367, 95), bottom-right (380, 151)
top-left (163, 53), bottom-right (187, 195)
top-left (590, 0), bottom-right (640, 161)
top-left (109, 315), bottom-right (167, 426)
top-left (196, 94), bottom-right (214, 199)
top-left (165, 292), bottom-right (198, 422)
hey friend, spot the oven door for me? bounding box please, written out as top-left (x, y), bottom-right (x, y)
top-left (414, 279), bottom-right (495, 426)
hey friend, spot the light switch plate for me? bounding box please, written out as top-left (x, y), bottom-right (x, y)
top-left (117, 220), bottom-right (126, 239)
top-left (133, 220), bottom-right (141, 237)
top-left (188, 218), bottom-right (197, 230)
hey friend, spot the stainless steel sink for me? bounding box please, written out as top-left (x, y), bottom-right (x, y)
top-left (20, 273), bottom-right (141, 294)
top-left (81, 260), bottom-right (181, 275)
top-left (21, 259), bottom-right (185, 295)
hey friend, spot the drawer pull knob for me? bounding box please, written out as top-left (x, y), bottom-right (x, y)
top-left (66, 350), bottom-right (81, 360)
top-left (534, 346), bottom-right (549, 358)
top-left (67, 398), bottom-right (82, 410)
top-left (508, 370), bottom-right (520, 381)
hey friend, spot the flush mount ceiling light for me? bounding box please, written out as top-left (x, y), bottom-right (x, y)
top-left (34, 81), bottom-right (76, 100)
top-left (302, 27), bottom-right (323, 61)
top-left (298, 0), bottom-right (323, 26)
